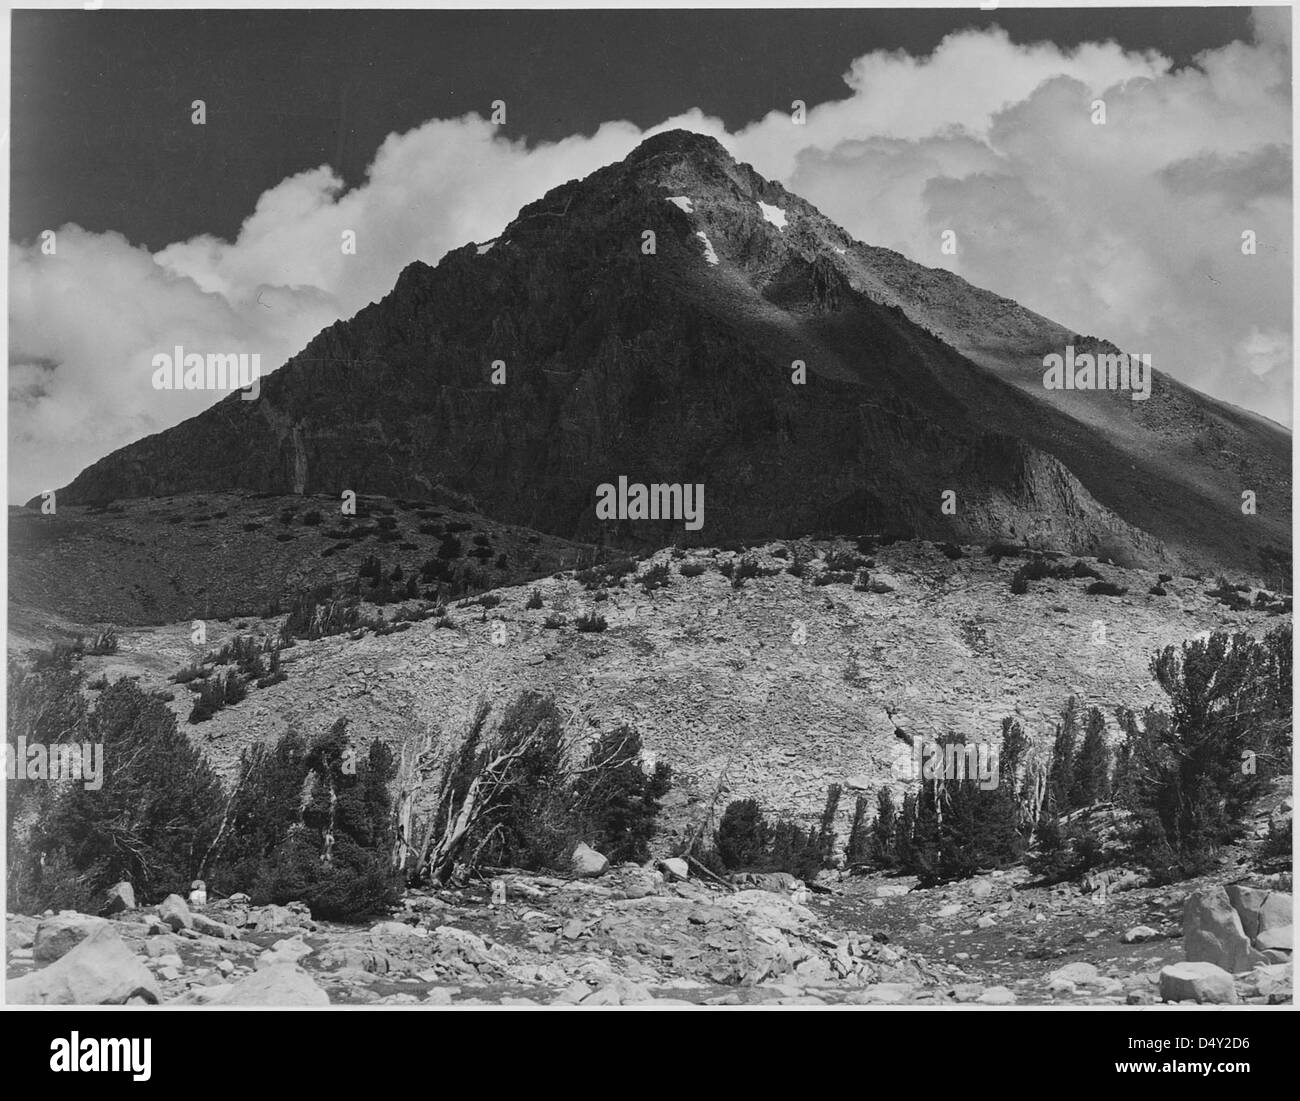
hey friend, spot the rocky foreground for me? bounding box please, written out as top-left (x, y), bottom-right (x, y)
top-left (6, 859), bottom-right (1292, 1008)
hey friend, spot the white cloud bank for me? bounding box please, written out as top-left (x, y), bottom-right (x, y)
top-left (8, 10), bottom-right (1291, 500)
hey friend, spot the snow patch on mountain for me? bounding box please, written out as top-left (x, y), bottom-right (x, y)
top-left (757, 202), bottom-right (787, 230)
top-left (476, 240), bottom-right (496, 255)
top-left (695, 231), bottom-right (719, 265)
top-left (666, 196), bottom-right (694, 213)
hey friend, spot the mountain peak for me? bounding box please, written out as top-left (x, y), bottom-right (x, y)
top-left (626, 129), bottom-right (732, 168)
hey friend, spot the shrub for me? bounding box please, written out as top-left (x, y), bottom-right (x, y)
top-left (986, 542), bottom-right (1023, 562)
top-left (302, 510), bottom-right (323, 526)
top-left (825, 550), bottom-right (869, 572)
top-left (438, 535), bottom-right (463, 559)
top-left (1070, 560), bottom-right (1102, 580)
top-left (939, 542), bottom-right (965, 560)
top-left (639, 562), bottom-right (671, 593)
top-left (526, 589), bottom-right (544, 610)
top-left (543, 613), bottom-right (567, 629)
top-left (814, 571), bottom-right (854, 586)
top-left (1086, 581), bottom-right (1127, 596)
top-left (1149, 584), bottom-right (1167, 596)
top-left (169, 663), bottom-right (205, 685)
top-left (679, 561), bottom-right (707, 577)
top-left (575, 612), bottom-right (607, 633)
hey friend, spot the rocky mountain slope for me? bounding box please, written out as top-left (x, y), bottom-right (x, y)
top-left (45, 130), bottom-right (1290, 574)
top-left (7, 490), bottom-right (591, 638)
top-left (67, 537), bottom-right (1288, 822)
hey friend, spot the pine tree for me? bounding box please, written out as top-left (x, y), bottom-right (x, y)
top-left (869, 787), bottom-right (898, 869)
top-left (895, 791), bottom-right (917, 872)
top-left (256, 718), bottom-right (401, 919)
top-left (1048, 697), bottom-right (1081, 815)
top-left (208, 729), bottom-right (309, 893)
top-left (911, 782), bottom-right (942, 885)
top-left (814, 783), bottom-right (843, 869)
top-left (571, 726), bottom-right (671, 864)
top-left (845, 794), bottom-right (871, 869)
top-left (31, 681), bottom-right (225, 907)
top-left (714, 799), bottom-right (769, 869)
top-left (1072, 706), bottom-right (1111, 807)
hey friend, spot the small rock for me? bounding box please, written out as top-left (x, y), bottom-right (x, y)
top-left (977, 985), bottom-right (1016, 1005)
top-left (1123, 925), bottom-right (1160, 944)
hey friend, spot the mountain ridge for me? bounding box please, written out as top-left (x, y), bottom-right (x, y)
top-left (45, 130), bottom-right (1289, 574)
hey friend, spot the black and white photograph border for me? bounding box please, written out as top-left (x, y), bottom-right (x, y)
top-left (1, 0), bottom-right (1294, 1032)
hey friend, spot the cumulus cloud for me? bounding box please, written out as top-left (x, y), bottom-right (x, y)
top-left (8, 14), bottom-right (1291, 500)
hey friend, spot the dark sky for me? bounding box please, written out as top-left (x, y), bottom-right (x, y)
top-left (11, 7), bottom-right (1252, 249)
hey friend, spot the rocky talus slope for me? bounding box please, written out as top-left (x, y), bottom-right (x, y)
top-left (71, 538), bottom-right (1289, 824)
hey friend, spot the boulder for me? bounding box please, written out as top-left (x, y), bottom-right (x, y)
top-left (977, 986), bottom-right (1016, 1005)
top-left (102, 882), bottom-right (136, 915)
top-left (7, 915), bottom-right (38, 950)
top-left (1183, 886), bottom-right (1266, 972)
top-left (6, 925), bottom-right (160, 1005)
top-left (247, 903), bottom-right (314, 932)
top-left (730, 871), bottom-right (802, 895)
top-left (657, 857), bottom-right (689, 882)
top-left (1226, 885), bottom-right (1292, 945)
top-left (1160, 961), bottom-right (1238, 1005)
top-left (202, 963), bottom-right (329, 1007)
top-left (256, 934), bottom-right (314, 969)
top-left (1047, 962), bottom-right (1100, 986)
top-left (1122, 925), bottom-right (1160, 944)
top-left (190, 913), bottom-right (240, 940)
top-left (1237, 963), bottom-right (1292, 999)
top-left (1255, 924), bottom-right (1292, 952)
top-left (369, 921), bottom-right (424, 940)
top-left (158, 894), bottom-right (193, 932)
top-left (570, 843), bottom-right (609, 878)
top-left (33, 914), bottom-right (111, 964)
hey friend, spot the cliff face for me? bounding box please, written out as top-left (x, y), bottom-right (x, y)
top-left (51, 130), bottom-right (1289, 570)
